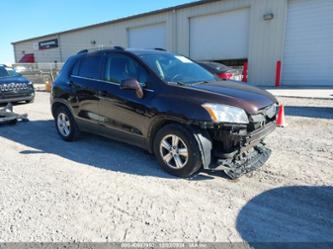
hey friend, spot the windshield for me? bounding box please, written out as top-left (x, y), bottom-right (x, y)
top-left (0, 66), bottom-right (21, 78)
top-left (138, 53), bottom-right (216, 85)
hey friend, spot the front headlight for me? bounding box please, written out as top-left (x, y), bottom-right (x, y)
top-left (202, 103), bottom-right (249, 124)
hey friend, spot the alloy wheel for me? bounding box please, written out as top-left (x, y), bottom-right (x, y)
top-left (57, 113), bottom-right (71, 137)
top-left (160, 134), bottom-right (189, 169)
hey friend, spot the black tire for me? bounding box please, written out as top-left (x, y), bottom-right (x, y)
top-left (7, 119), bottom-right (18, 125)
top-left (25, 99), bottom-right (34, 104)
top-left (54, 105), bottom-right (80, 141)
top-left (153, 123), bottom-right (202, 178)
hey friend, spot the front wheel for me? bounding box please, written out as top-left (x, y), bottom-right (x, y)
top-left (25, 99), bottom-right (34, 104)
top-left (153, 124), bottom-right (202, 178)
top-left (54, 106), bottom-right (80, 141)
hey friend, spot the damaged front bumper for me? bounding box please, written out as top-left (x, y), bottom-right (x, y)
top-left (196, 121), bottom-right (276, 179)
top-left (213, 144), bottom-right (272, 179)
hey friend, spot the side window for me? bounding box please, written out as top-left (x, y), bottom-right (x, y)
top-left (78, 54), bottom-right (102, 79)
top-left (104, 54), bottom-right (148, 85)
top-left (71, 60), bottom-right (80, 76)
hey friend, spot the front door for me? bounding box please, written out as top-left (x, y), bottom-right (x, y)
top-left (97, 52), bottom-right (156, 148)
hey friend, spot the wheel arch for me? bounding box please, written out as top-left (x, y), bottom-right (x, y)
top-left (147, 116), bottom-right (189, 153)
top-left (147, 116), bottom-right (213, 169)
top-left (51, 99), bottom-right (74, 119)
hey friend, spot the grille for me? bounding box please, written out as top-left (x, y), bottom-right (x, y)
top-left (249, 104), bottom-right (278, 130)
top-left (0, 83), bottom-right (29, 92)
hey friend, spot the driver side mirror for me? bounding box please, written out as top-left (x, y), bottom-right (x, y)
top-left (120, 78), bottom-right (144, 99)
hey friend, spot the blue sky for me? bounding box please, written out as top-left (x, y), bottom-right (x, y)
top-left (0, 0), bottom-right (195, 63)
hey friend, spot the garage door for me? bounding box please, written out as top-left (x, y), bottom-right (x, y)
top-left (189, 8), bottom-right (250, 60)
top-left (283, 0), bottom-right (333, 86)
top-left (128, 23), bottom-right (166, 49)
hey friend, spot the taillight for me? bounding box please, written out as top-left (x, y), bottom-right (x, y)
top-left (217, 72), bottom-right (233, 80)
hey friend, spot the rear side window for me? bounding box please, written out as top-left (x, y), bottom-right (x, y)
top-left (71, 60), bottom-right (80, 76)
top-left (78, 54), bottom-right (102, 79)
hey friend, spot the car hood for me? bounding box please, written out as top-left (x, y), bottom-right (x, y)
top-left (190, 81), bottom-right (277, 114)
top-left (0, 76), bottom-right (29, 84)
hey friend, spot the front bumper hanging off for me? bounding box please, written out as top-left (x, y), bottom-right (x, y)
top-left (214, 144), bottom-right (272, 179)
top-left (212, 122), bottom-right (275, 179)
top-left (193, 121), bottom-right (275, 179)
top-left (0, 103), bottom-right (29, 124)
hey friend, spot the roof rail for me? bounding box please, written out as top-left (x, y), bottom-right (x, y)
top-left (154, 48), bottom-right (167, 51)
top-left (77, 49), bottom-right (88, 54)
top-left (77, 46), bottom-right (125, 55)
top-left (113, 46), bottom-right (125, 51)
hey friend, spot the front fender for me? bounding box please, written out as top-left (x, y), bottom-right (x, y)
top-left (150, 94), bottom-right (212, 123)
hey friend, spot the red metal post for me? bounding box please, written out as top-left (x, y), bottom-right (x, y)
top-left (242, 62), bottom-right (248, 83)
top-left (275, 60), bottom-right (281, 87)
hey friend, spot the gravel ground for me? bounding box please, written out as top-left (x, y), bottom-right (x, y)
top-left (0, 92), bottom-right (332, 242)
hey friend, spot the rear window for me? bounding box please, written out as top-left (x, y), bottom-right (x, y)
top-left (78, 55), bottom-right (102, 79)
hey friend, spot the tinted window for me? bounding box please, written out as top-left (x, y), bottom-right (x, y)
top-left (71, 59), bottom-right (80, 76)
top-left (78, 54), bottom-right (102, 79)
top-left (104, 54), bottom-right (148, 85)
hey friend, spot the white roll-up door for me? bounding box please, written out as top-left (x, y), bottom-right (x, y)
top-left (283, 0), bottom-right (333, 86)
top-left (189, 8), bottom-right (250, 60)
top-left (128, 23), bottom-right (166, 49)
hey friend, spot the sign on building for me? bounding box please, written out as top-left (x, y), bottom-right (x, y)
top-left (39, 39), bottom-right (58, 50)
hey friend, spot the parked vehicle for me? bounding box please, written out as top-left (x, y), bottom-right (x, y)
top-left (0, 65), bottom-right (35, 104)
top-left (198, 61), bottom-right (242, 81)
top-left (51, 48), bottom-right (278, 179)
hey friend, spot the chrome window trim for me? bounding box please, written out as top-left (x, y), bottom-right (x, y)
top-left (70, 75), bottom-right (155, 92)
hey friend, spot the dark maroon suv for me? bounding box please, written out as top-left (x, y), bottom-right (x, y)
top-left (51, 47), bottom-right (278, 179)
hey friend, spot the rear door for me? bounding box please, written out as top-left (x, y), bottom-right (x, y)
top-left (69, 53), bottom-right (103, 127)
top-left (98, 52), bottom-right (156, 147)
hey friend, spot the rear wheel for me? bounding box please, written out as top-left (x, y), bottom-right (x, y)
top-left (54, 106), bottom-right (80, 141)
top-left (153, 124), bottom-right (202, 178)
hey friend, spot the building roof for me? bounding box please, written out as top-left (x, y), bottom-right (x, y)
top-left (12, 0), bottom-right (221, 45)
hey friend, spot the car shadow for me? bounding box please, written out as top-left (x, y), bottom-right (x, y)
top-left (285, 106), bottom-right (333, 119)
top-left (0, 119), bottom-right (221, 180)
top-left (236, 186), bottom-right (333, 248)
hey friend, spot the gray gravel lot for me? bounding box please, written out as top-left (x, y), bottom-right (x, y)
top-left (0, 92), bottom-right (332, 242)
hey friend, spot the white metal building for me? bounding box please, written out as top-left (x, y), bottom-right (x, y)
top-left (12, 0), bottom-right (333, 86)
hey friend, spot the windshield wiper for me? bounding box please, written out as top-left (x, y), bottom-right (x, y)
top-left (168, 80), bottom-right (211, 86)
top-left (168, 81), bottom-right (187, 86)
top-left (191, 81), bottom-right (210, 85)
